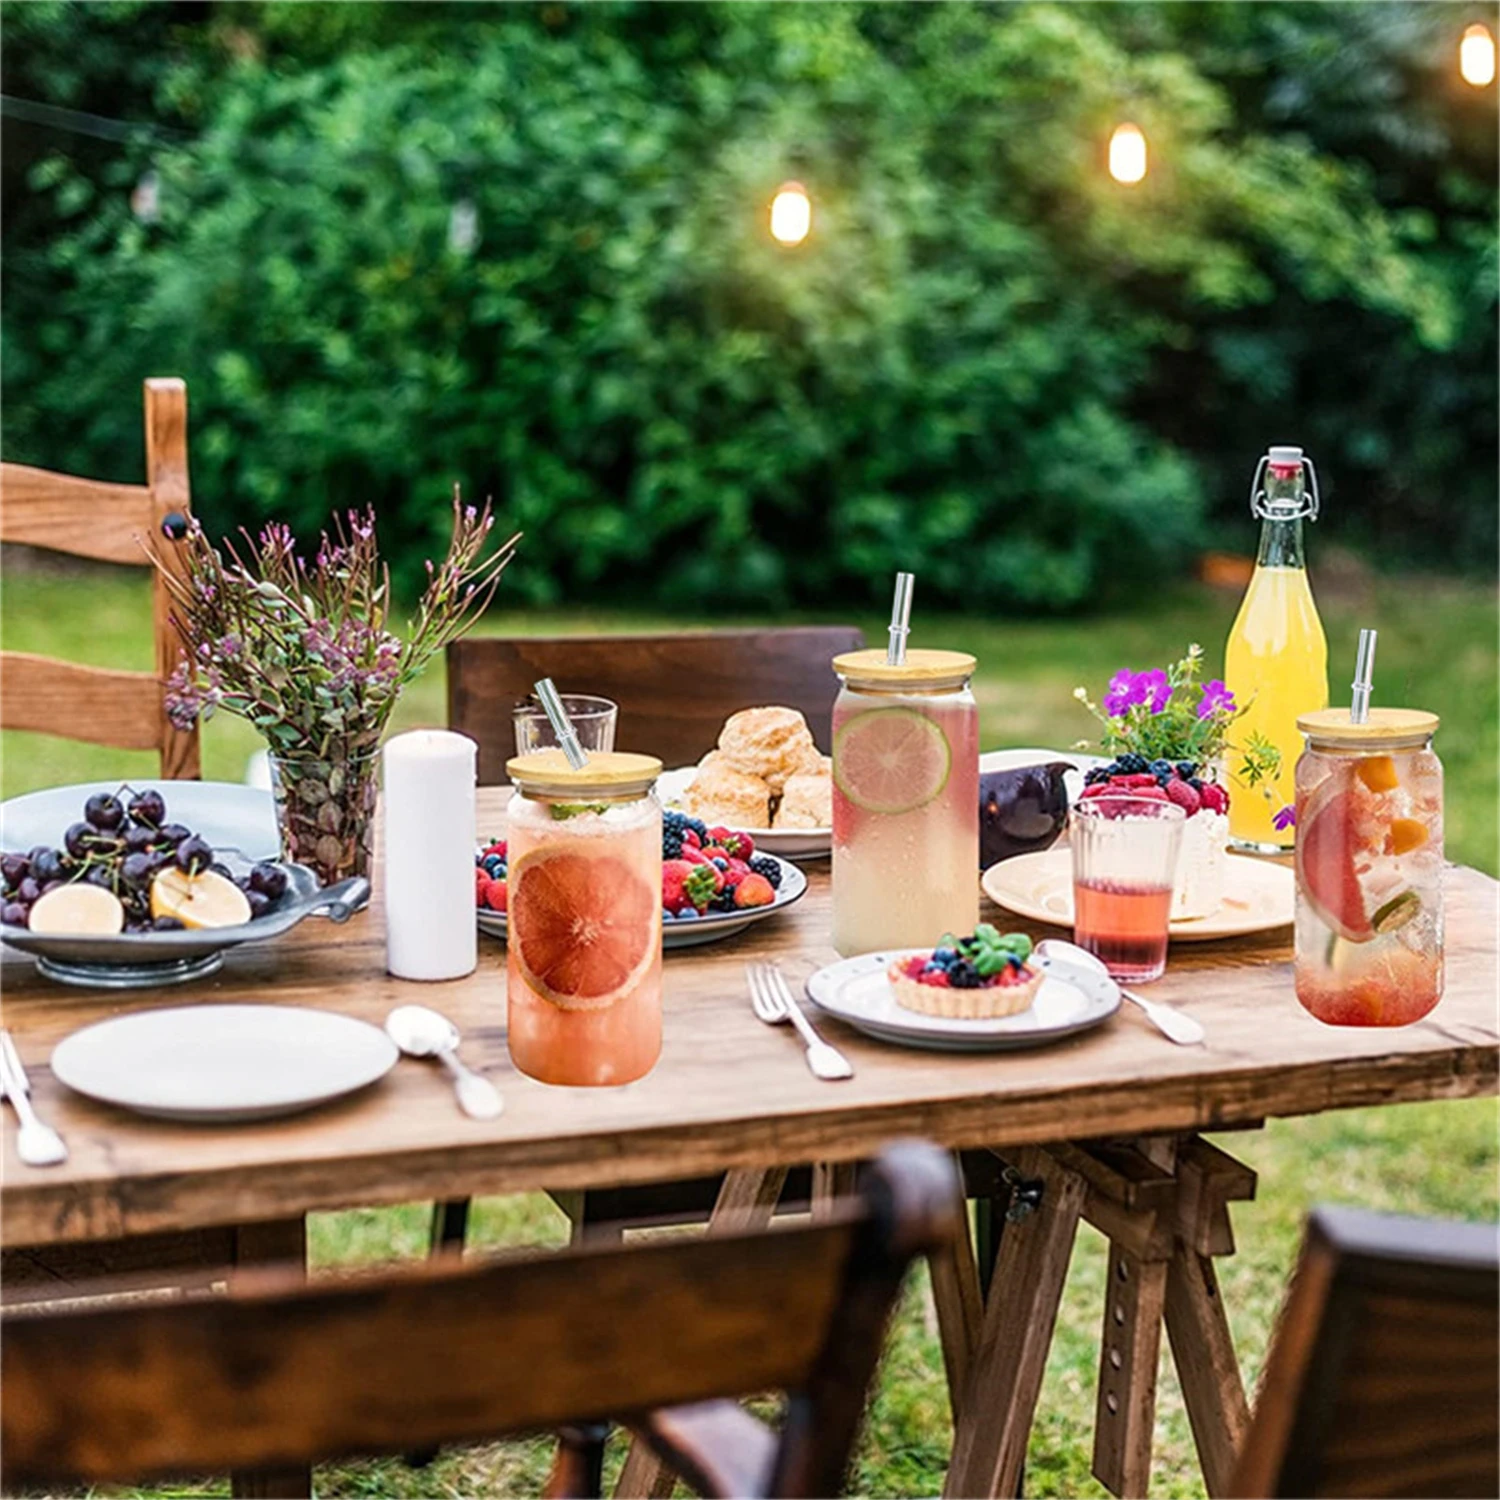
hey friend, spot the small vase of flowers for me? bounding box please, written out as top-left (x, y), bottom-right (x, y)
top-left (152, 495), bottom-right (517, 888)
top-left (1074, 645), bottom-right (1279, 919)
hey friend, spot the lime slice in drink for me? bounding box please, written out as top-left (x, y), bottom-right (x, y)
top-left (833, 707), bottom-right (952, 814)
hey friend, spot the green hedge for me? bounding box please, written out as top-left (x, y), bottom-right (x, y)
top-left (4, 3), bottom-right (1495, 607)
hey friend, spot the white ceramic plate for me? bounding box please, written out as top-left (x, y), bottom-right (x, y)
top-left (479, 852), bottom-right (808, 950)
top-left (982, 847), bottom-right (1295, 941)
top-left (1, 781), bottom-right (278, 862)
top-left (51, 1004), bottom-right (398, 1122)
top-left (656, 766), bottom-right (830, 861)
top-left (805, 949), bottom-right (1119, 1052)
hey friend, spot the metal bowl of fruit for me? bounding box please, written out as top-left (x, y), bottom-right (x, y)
top-left (0, 787), bottom-right (368, 989)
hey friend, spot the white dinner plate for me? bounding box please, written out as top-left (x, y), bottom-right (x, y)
top-left (982, 847), bottom-right (1295, 941)
top-left (478, 853), bottom-right (808, 950)
top-left (1, 780), bottom-right (278, 862)
top-left (805, 949), bottom-right (1119, 1052)
top-left (656, 767), bottom-right (830, 861)
top-left (51, 1005), bottom-right (398, 1122)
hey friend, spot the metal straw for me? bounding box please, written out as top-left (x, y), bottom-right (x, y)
top-left (1350, 629), bottom-right (1377, 724)
top-left (887, 572), bottom-right (915, 666)
top-left (534, 678), bottom-right (588, 769)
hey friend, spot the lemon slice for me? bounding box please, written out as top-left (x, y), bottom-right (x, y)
top-left (150, 867), bottom-right (252, 929)
top-left (28, 883), bottom-right (125, 936)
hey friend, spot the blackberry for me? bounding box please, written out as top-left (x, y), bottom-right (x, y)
top-left (1119, 753), bottom-right (1149, 774)
top-left (662, 829), bottom-right (683, 859)
top-left (711, 888), bottom-right (737, 913)
top-left (749, 855), bottom-right (782, 889)
top-left (1084, 767), bottom-right (1110, 786)
top-left (948, 960), bottom-right (983, 989)
top-left (683, 815), bottom-right (709, 842)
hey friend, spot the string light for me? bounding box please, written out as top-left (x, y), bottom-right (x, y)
top-left (770, 181), bottom-right (811, 245)
top-left (1460, 22), bottom-right (1496, 87)
top-left (1108, 123), bottom-right (1148, 185)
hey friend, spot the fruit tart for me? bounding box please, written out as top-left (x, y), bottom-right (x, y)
top-left (888, 926), bottom-right (1041, 1019)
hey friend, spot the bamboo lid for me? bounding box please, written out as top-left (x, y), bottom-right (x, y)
top-left (833, 648), bottom-right (976, 687)
top-left (506, 749), bottom-right (663, 794)
top-left (1297, 708), bottom-right (1439, 745)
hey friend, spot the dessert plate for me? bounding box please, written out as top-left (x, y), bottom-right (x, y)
top-left (982, 848), bottom-right (1295, 941)
top-left (656, 767), bottom-right (830, 861)
top-left (51, 1004), bottom-right (397, 1122)
top-left (478, 852), bottom-right (808, 951)
top-left (805, 949), bottom-right (1117, 1052)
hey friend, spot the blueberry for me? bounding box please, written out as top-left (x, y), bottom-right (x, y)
top-left (933, 947), bottom-right (957, 966)
top-left (1176, 762), bottom-right (1196, 780)
top-left (711, 857), bottom-right (728, 871)
top-left (677, 907), bottom-right (700, 921)
top-left (1151, 759), bottom-right (1172, 776)
top-left (662, 907), bottom-right (676, 922)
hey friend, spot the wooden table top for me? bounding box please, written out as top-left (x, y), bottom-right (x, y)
top-left (4, 788), bottom-right (1496, 1247)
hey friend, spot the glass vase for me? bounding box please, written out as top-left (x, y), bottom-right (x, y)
top-left (268, 746), bottom-right (379, 888)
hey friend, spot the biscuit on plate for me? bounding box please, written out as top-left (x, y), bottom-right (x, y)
top-left (683, 756), bottom-right (772, 830)
top-left (773, 770), bottom-right (832, 830)
top-left (718, 707), bottom-right (818, 794)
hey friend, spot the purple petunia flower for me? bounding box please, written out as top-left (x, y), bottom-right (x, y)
top-left (1273, 804), bottom-right (1297, 831)
top-left (1139, 668), bottom-right (1172, 714)
top-left (1103, 669), bottom-right (1146, 718)
top-left (1198, 679), bottom-right (1236, 720)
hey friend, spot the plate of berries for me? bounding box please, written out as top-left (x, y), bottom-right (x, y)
top-left (475, 810), bottom-right (807, 950)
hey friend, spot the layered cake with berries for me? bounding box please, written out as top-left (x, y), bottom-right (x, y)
top-left (888, 926), bottom-right (1043, 1019)
top-left (1079, 757), bottom-right (1230, 920)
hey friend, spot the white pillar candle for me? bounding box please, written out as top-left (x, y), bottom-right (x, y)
top-left (383, 729), bottom-right (478, 981)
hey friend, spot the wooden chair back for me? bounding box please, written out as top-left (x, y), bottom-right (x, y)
top-left (1230, 1205), bottom-right (1499, 1498)
top-left (2, 1141), bottom-right (959, 1497)
top-left (0, 377), bottom-right (200, 777)
top-left (448, 626), bottom-right (864, 783)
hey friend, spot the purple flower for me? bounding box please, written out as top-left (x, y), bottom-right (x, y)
top-left (1273, 804), bottom-right (1296, 832)
top-left (1103, 669), bottom-right (1147, 717)
top-left (1198, 680), bottom-right (1236, 720)
top-left (1139, 669), bottom-right (1172, 714)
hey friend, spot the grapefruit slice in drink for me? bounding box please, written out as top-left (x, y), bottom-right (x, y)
top-left (511, 846), bottom-right (658, 1011)
top-left (833, 707), bottom-right (951, 814)
top-left (1296, 772), bottom-right (1379, 943)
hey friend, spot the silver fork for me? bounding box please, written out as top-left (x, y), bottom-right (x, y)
top-left (0, 1030), bottom-right (67, 1168)
top-left (747, 963), bottom-right (853, 1081)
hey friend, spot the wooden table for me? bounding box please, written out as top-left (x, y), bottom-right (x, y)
top-left (4, 787), bottom-right (1496, 1496)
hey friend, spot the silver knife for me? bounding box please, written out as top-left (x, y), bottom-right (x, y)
top-left (0, 1030), bottom-right (68, 1166)
top-left (1037, 956), bottom-right (1205, 1046)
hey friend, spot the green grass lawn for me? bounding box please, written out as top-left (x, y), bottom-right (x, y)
top-left (3, 558), bottom-right (1496, 1499)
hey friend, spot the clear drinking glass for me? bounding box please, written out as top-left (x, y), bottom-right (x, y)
top-left (513, 694), bottom-right (618, 758)
top-left (1071, 797), bottom-right (1185, 983)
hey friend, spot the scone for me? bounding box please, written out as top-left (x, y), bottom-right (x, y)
top-left (887, 928), bottom-right (1042, 1019)
top-left (774, 770), bottom-right (832, 829)
top-left (718, 707), bottom-right (819, 795)
top-left (683, 754), bottom-right (772, 829)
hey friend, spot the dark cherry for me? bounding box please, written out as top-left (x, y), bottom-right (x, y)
top-left (124, 824), bottom-right (156, 853)
top-left (2, 902), bottom-right (29, 927)
top-left (64, 822), bottom-right (98, 858)
top-left (30, 848), bottom-right (64, 883)
top-left (124, 919), bottom-right (152, 934)
top-left (121, 852), bottom-right (156, 889)
top-left (249, 862), bottom-right (289, 900)
top-left (1, 853), bottom-right (29, 888)
top-left (27, 845), bottom-right (52, 867)
top-left (84, 793), bottom-right (126, 831)
top-left (245, 889), bottom-right (272, 919)
top-left (158, 823), bottom-right (191, 845)
top-left (176, 835), bottom-right (214, 876)
top-left (39, 879), bottom-right (65, 895)
top-left (152, 915), bottom-right (185, 931)
top-left (83, 866), bottom-right (114, 889)
top-left (210, 861), bottom-right (233, 880)
top-left (127, 788), bottom-right (167, 827)
top-left (16, 877), bottom-right (41, 904)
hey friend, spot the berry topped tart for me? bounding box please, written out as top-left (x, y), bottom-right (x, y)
top-left (888, 926), bottom-right (1041, 1020)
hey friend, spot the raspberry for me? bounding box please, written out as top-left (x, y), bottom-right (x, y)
top-left (1198, 782), bottom-right (1229, 814)
top-left (1112, 774), bottom-right (1160, 788)
top-left (1163, 776), bottom-right (1201, 815)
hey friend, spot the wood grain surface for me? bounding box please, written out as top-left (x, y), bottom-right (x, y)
top-left (2, 786), bottom-right (1495, 1248)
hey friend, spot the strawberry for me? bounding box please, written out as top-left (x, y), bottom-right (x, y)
top-left (663, 859), bottom-right (716, 913)
top-left (1162, 777), bottom-right (1202, 816)
top-left (482, 840), bottom-right (508, 858)
top-left (725, 856), bottom-right (751, 879)
top-left (679, 844), bottom-right (710, 866)
top-left (707, 826), bottom-right (733, 849)
top-left (1080, 782), bottom-right (1111, 799)
top-left (483, 878), bottom-right (508, 913)
top-left (699, 845), bottom-right (731, 864)
top-left (682, 828), bottom-right (701, 848)
top-left (720, 830), bottom-right (755, 860)
top-left (1198, 782), bottom-right (1229, 814)
top-left (733, 872), bottom-right (776, 908)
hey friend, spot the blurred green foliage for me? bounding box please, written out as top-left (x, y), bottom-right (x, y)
top-left (3, 2), bottom-right (1495, 608)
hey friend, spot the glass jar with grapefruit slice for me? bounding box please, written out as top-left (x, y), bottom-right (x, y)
top-left (831, 648), bottom-right (979, 956)
top-left (1293, 709), bottom-right (1443, 1026)
top-left (505, 749), bottom-right (663, 1085)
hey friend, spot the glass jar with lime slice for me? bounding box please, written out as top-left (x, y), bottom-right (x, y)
top-left (1293, 708), bottom-right (1443, 1026)
top-left (831, 648), bottom-right (979, 956)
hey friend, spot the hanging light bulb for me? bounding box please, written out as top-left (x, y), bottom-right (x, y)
top-left (1108, 123), bottom-right (1148, 185)
top-left (1460, 22), bottom-right (1496, 87)
top-left (770, 181), bottom-right (812, 245)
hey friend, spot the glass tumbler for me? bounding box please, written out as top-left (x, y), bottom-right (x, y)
top-left (513, 694), bottom-right (618, 758)
top-left (1071, 796), bottom-right (1185, 983)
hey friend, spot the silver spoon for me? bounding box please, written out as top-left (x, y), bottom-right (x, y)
top-left (384, 1005), bottom-right (504, 1119)
top-left (1034, 939), bottom-right (1205, 1046)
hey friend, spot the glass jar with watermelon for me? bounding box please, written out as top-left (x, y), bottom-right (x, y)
top-left (1293, 709), bottom-right (1443, 1026)
top-left (831, 649), bottom-right (979, 956)
top-left (504, 749), bottom-right (663, 1084)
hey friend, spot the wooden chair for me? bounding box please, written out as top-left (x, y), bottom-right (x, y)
top-left (2, 1141), bottom-right (960, 1499)
top-left (0, 377), bottom-right (200, 778)
top-left (447, 626), bottom-right (865, 784)
top-left (1230, 1205), bottom-right (1499, 1498)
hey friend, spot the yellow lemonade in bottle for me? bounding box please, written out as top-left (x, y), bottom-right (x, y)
top-left (1225, 447), bottom-right (1328, 850)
